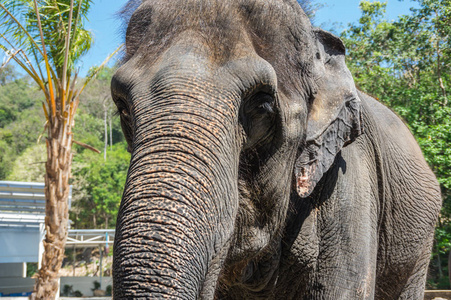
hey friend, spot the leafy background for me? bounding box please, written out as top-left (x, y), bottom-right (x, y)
top-left (340, 0), bottom-right (451, 289)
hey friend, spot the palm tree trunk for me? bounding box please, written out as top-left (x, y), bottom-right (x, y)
top-left (33, 117), bottom-right (73, 299)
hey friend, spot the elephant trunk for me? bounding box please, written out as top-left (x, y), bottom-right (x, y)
top-left (113, 82), bottom-right (240, 298)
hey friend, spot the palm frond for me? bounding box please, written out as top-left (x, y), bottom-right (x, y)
top-left (79, 44), bottom-right (124, 96)
top-left (33, 0), bottom-right (56, 117)
top-left (0, 2), bottom-right (45, 58)
top-left (61, 0), bottom-right (74, 110)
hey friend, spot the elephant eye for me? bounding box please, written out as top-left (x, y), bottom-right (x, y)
top-left (112, 98), bottom-right (134, 151)
top-left (249, 92), bottom-right (275, 116)
top-left (120, 108), bottom-right (130, 119)
top-left (112, 92), bottom-right (131, 118)
top-left (114, 102), bottom-right (131, 119)
top-left (116, 105), bottom-right (132, 129)
top-left (240, 90), bottom-right (277, 148)
top-left (257, 101), bottom-right (275, 114)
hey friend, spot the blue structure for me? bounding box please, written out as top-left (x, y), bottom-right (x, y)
top-left (0, 181), bottom-right (49, 267)
top-left (0, 181), bottom-right (72, 268)
top-left (0, 181), bottom-right (116, 296)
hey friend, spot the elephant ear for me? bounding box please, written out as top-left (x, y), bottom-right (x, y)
top-left (295, 29), bottom-right (363, 198)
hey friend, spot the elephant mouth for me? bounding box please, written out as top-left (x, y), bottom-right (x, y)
top-left (296, 164), bottom-right (315, 196)
top-left (295, 98), bottom-right (363, 198)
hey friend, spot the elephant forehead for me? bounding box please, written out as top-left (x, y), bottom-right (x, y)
top-left (120, 0), bottom-right (317, 100)
top-left (127, 0), bottom-right (307, 34)
top-left (122, 0), bottom-right (313, 64)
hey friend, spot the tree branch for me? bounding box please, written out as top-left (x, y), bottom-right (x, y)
top-left (72, 140), bottom-right (101, 153)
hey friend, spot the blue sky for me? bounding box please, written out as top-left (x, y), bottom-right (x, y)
top-left (77, 0), bottom-right (125, 76)
top-left (7, 0), bottom-right (418, 77)
top-left (313, 0), bottom-right (418, 32)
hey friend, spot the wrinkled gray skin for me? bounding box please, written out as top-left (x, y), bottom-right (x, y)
top-left (112, 0), bottom-right (442, 299)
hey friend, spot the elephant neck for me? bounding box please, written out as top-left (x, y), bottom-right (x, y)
top-left (217, 234), bottom-right (284, 297)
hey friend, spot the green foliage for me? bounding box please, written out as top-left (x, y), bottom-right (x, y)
top-left (6, 107), bottom-right (45, 152)
top-left (0, 68), bottom-right (45, 180)
top-left (62, 285), bottom-right (74, 297)
top-left (81, 66), bottom-right (116, 119)
top-left (70, 142), bottom-right (130, 229)
top-left (73, 113), bottom-right (104, 150)
top-left (26, 263), bottom-right (38, 277)
top-left (341, 0), bottom-right (451, 288)
top-left (61, 284), bottom-right (83, 297)
top-left (0, 64), bottom-right (18, 85)
top-left (7, 143), bottom-right (46, 182)
top-left (1, 0), bottom-right (93, 77)
top-left (92, 280), bottom-right (101, 291)
top-left (69, 67), bottom-right (128, 230)
top-left (74, 66), bottom-right (124, 149)
top-left (105, 285), bottom-right (112, 296)
top-left (0, 67), bottom-right (40, 127)
top-left (0, 139), bottom-right (15, 179)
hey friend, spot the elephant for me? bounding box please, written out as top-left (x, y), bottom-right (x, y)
top-left (111, 0), bottom-right (442, 299)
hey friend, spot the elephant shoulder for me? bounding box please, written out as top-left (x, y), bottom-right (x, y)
top-left (358, 91), bottom-right (424, 157)
top-left (357, 90), bottom-right (441, 214)
top-left (358, 91), bottom-right (410, 138)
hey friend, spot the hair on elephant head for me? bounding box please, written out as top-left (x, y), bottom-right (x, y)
top-left (112, 0), bottom-right (439, 299)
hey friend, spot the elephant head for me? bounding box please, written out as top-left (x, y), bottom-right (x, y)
top-left (112, 0), bottom-right (363, 298)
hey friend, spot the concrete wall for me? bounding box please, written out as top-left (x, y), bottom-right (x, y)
top-left (0, 277), bottom-right (34, 295)
top-left (0, 227), bottom-right (42, 263)
top-left (0, 276), bottom-right (112, 297)
top-left (0, 263), bottom-right (25, 278)
top-left (60, 277), bottom-right (112, 297)
top-left (424, 290), bottom-right (451, 300)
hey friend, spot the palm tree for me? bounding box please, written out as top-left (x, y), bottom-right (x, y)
top-left (0, 1), bottom-right (120, 298)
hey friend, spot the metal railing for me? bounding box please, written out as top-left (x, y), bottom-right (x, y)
top-left (66, 229), bottom-right (115, 248)
top-left (0, 181), bottom-right (72, 215)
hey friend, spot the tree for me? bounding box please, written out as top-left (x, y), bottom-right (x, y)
top-left (70, 142), bottom-right (130, 229)
top-left (0, 1), bottom-right (120, 298)
top-left (0, 64), bottom-right (18, 85)
top-left (7, 143), bottom-right (46, 182)
top-left (0, 105), bottom-right (45, 179)
top-left (81, 67), bottom-right (118, 159)
top-left (341, 0), bottom-right (451, 288)
top-left (68, 68), bottom-right (127, 229)
top-left (0, 65), bottom-right (40, 127)
top-left (0, 65), bottom-right (44, 179)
